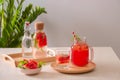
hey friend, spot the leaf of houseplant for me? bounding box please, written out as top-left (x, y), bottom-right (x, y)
top-left (0, 0), bottom-right (47, 47)
top-left (0, 0), bottom-right (46, 47)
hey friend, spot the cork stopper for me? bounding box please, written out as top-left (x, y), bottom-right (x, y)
top-left (35, 22), bottom-right (44, 30)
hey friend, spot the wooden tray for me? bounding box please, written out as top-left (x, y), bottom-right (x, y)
top-left (1, 49), bottom-right (56, 67)
top-left (51, 62), bottom-right (96, 74)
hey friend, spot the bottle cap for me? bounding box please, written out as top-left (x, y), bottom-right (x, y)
top-left (25, 21), bottom-right (30, 26)
top-left (24, 21), bottom-right (30, 30)
top-left (35, 22), bottom-right (44, 30)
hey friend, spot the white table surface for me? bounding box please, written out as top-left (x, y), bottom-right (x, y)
top-left (0, 47), bottom-right (120, 80)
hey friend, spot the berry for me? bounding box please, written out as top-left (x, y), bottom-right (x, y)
top-left (17, 59), bottom-right (43, 69)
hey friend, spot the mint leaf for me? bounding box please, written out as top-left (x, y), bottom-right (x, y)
top-left (38, 62), bottom-right (45, 68)
top-left (75, 34), bottom-right (81, 42)
top-left (17, 60), bottom-right (28, 68)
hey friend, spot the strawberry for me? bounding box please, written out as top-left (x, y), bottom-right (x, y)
top-left (17, 59), bottom-right (43, 69)
top-left (29, 60), bottom-right (38, 66)
top-left (24, 62), bottom-right (37, 69)
top-left (24, 60), bottom-right (38, 69)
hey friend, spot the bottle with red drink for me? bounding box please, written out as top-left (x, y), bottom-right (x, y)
top-left (33, 22), bottom-right (47, 59)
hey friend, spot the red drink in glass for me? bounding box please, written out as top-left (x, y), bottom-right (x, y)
top-left (56, 50), bottom-right (70, 64)
top-left (71, 42), bottom-right (89, 67)
top-left (56, 54), bottom-right (69, 64)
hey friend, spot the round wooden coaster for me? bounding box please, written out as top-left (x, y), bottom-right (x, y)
top-left (51, 62), bottom-right (96, 74)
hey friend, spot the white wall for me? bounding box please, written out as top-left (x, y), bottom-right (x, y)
top-left (25, 0), bottom-right (120, 59)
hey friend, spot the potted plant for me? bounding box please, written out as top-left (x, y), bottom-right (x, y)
top-left (0, 0), bottom-right (47, 47)
top-left (0, 0), bottom-right (2, 37)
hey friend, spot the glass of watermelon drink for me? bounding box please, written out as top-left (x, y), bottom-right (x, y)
top-left (55, 49), bottom-right (70, 64)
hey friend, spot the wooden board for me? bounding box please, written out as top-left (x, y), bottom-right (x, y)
top-left (1, 49), bottom-right (56, 67)
top-left (51, 62), bottom-right (96, 74)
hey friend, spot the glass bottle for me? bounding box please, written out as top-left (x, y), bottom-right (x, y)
top-left (22, 22), bottom-right (33, 58)
top-left (33, 21), bottom-right (47, 59)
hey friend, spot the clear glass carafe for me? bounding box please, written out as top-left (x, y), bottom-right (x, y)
top-left (22, 22), bottom-right (33, 58)
top-left (33, 22), bottom-right (47, 59)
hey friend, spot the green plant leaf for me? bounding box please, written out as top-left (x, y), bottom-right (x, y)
top-left (28, 6), bottom-right (47, 23)
top-left (17, 60), bottom-right (28, 68)
top-left (38, 61), bottom-right (45, 68)
top-left (0, 0), bottom-right (47, 47)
